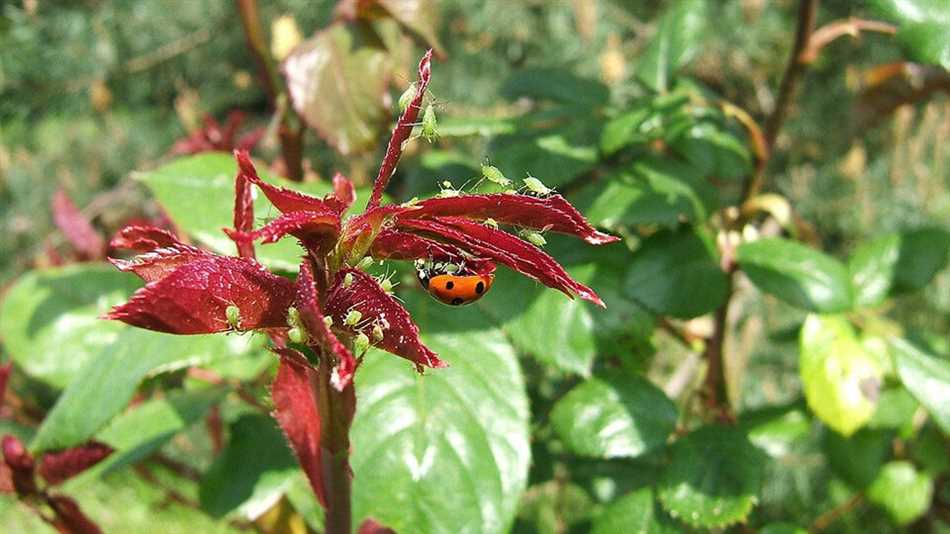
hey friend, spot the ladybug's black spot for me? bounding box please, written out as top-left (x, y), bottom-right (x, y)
top-left (445, 280), bottom-right (455, 290)
top-left (475, 281), bottom-right (485, 294)
top-left (451, 297), bottom-right (465, 305)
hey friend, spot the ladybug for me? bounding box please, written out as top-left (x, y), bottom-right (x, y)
top-left (415, 260), bottom-right (494, 306)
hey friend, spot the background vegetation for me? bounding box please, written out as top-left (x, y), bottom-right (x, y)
top-left (0, 0), bottom-right (948, 532)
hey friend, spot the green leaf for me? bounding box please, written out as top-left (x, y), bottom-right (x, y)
top-left (892, 228), bottom-right (950, 293)
top-left (136, 153), bottom-right (362, 271)
top-left (578, 157), bottom-right (718, 229)
top-left (669, 121), bottom-right (751, 179)
top-left (866, 461), bottom-right (934, 525)
top-left (500, 68), bottom-right (609, 108)
top-left (283, 23), bottom-right (390, 155)
top-left (600, 107), bottom-right (658, 156)
top-left (436, 116), bottom-right (516, 137)
top-left (823, 428), bottom-right (892, 488)
top-left (738, 238), bottom-right (853, 313)
top-left (94, 386), bottom-right (227, 474)
top-left (350, 295), bottom-right (530, 533)
top-left (911, 424), bottom-right (950, 475)
top-left (0, 265), bottom-right (141, 389)
top-left (592, 487), bottom-right (679, 534)
top-left (199, 414), bottom-right (299, 519)
top-left (657, 425), bottom-right (764, 528)
top-left (799, 315), bottom-right (883, 436)
top-left (635, 0), bottom-right (707, 92)
top-left (848, 233), bottom-right (900, 308)
top-left (625, 228), bottom-right (728, 319)
top-left (867, 385), bottom-right (918, 434)
top-left (741, 404), bottom-right (812, 458)
top-left (550, 373), bottom-right (677, 459)
top-left (867, 1), bottom-right (950, 68)
top-left (896, 21), bottom-right (950, 69)
top-left (892, 338), bottom-right (950, 434)
top-left (30, 329), bottom-right (258, 453)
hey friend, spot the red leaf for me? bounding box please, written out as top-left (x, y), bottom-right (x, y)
top-left (2, 434), bottom-right (36, 495)
top-left (407, 193), bottom-right (619, 245)
top-left (38, 442), bottom-right (113, 486)
top-left (46, 494), bottom-right (103, 534)
top-left (337, 205), bottom-right (410, 265)
top-left (370, 229), bottom-right (495, 275)
top-left (326, 268), bottom-right (446, 370)
top-left (226, 209), bottom-right (341, 255)
top-left (232, 165), bottom-right (256, 259)
top-left (106, 255), bottom-right (295, 334)
top-left (271, 349), bottom-right (326, 507)
top-left (358, 518), bottom-right (397, 534)
top-left (330, 172), bottom-right (356, 213)
top-left (51, 189), bottom-right (106, 261)
top-left (110, 225), bottom-right (183, 252)
top-left (295, 259), bottom-right (357, 390)
top-left (0, 362), bottom-right (11, 411)
top-left (235, 150), bottom-right (334, 214)
top-left (109, 244), bottom-right (209, 283)
top-left (399, 217), bottom-right (605, 306)
top-left (367, 50), bottom-right (433, 210)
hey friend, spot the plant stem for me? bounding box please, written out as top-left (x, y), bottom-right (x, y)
top-left (702, 273), bottom-right (735, 423)
top-left (743, 0), bottom-right (820, 199)
top-left (316, 357), bottom-right (354, 534)
top-left (235, 0), bottom-right (304, 181)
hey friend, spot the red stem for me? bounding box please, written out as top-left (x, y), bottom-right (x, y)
top-left (316, 356), bottom-right (355, 534)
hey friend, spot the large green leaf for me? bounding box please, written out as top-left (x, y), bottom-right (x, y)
top-left (892, 227), bottom-right (950, 292)
top-left (635, 0), bottom-right (707, 92)
top-left (491, 120), bottom-right (600, 187)
top-left (867, 0), bottom-right (950, 68)
top-left (93, 386), bottom-right (228, 475)
top-left (848, 233), bottom-right (900, 308)
top-left (350, 295), bottom-right (530, 533)
top-left (578, 157), bottom-right (718, 229)
top-left (199, 414), bottom-right (299, 519)
top-left (135, 152), bottom-right (359, 271)
top-left (592, 487), bottom-right (679, 534)
top-left (625, 228), bottom-right (728, 319)
top-left (283, 22), bottom-right (391, 155)
top-left (0, 265), bottom-right (141, 389)
top-left (799, 315), bottom-right (883, 436)
top-left (822, 428), bottom-right (892, 488)
top-left (30, 329), bottom-right (259, 453)
top-left (550, 373), bottom-right (677, 459)
top-left (738, 238), bottom-right (853, 313)
top-left (866, 461), bottom-right (934, 525)
top-left (892, 338), bottom-right (950, 434)
top-left (657, 425), bottom-right (764, 528)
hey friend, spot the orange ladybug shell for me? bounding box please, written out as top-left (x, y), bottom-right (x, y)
top-left (419, 272), bottom-right (494, 306)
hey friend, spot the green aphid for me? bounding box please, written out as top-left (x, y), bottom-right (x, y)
top-left (402, 196), bottom-right (420, 207)
top-left (484, 218), bottom-right (499, 230)
top-left (357, 256), bottom-right (375, 270)
top-left (522, 230), bottom-right (547, 247)
top-left (372, 323), bottom-right (385, 342)
top-left (354, 332), bottom-right (371, 353)
top-left (225, 305), bottom-right (241, 330)
top-left (523, 175), bottom-right (552, 196)
top-left (323, 315), bottom-right (334, 328)
top-left (288, 327), bottom-right (306, 344)
top-left (442, 263), bottom-right (461, 274)
top-left (380, 277), bottom-right (394, 294)
top-left (398, 83), bottom-right (417, 113)
top-left (480, 164), bottom-right (511, 186)
top-left (421, 104), bottom-right (438, 142)
top-left (344, 272), bottom-right (354, 288)
top-left (344, 310), bottom-right (362, 327)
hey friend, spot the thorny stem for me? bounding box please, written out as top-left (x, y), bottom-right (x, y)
top-left (235, 0), bottom-right (304, 181)
top-left (743, 0), bottom-right (819, 200)
top-left (707, 0), bottom-right (818, 421)
top-left (316, 356), bottom-right (354, 534)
